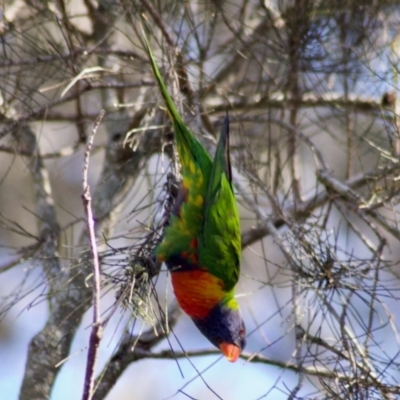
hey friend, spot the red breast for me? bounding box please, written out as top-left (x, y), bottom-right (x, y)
top-left (171, 270), bottom-right (225, 319)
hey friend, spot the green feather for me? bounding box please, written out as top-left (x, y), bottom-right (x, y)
top-left (144, 34), bottom-right (241, 289)
top-left (143, 35), bottom-right (211, 174)
top-left (143, 35), bottom-right (212, 263)
top-left (198, 117), bottom-right (241, 290)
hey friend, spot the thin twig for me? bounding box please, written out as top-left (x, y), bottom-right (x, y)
top-left (81, 110), bottom-right (105, 400)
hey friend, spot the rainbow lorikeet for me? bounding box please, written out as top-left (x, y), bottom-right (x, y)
top-left (144, 38), bottom-right (245, 362)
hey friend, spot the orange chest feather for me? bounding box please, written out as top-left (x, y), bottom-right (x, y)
top-left (171, 270), bottom-right (226, 319)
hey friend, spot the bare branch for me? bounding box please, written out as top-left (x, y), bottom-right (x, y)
top-left (81, 111), bottom-right (105, 400)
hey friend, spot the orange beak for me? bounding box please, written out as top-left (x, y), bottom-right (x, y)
top-left (219, 343), bottom-right (241, 362)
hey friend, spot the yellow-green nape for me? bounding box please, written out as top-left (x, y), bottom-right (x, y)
top-left (222, 294), bottom-right (240, 310)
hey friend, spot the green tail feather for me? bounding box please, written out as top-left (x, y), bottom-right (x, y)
top-left (143, 35), bottom-right (212, 177)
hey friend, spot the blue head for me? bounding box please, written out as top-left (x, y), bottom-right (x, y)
top-left (193, 299), bottom-right (246, 362)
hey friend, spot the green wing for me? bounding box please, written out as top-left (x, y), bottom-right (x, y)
top-left (143, 35), bottom-right (213, 263)
top-left (198, 116), bottom-right (241, 290)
